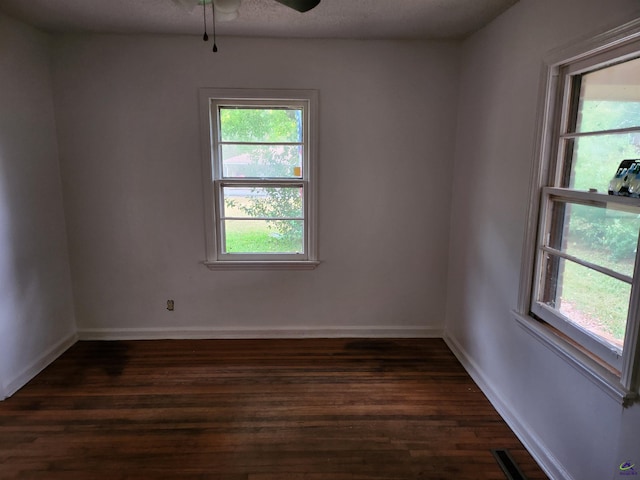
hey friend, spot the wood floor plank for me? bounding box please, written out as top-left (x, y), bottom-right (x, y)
top-left (0, 339), bottom-right (547, 479)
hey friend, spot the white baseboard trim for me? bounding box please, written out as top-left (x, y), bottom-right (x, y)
top-left (78, 326), bottom-right (442, 341)
top-left (444, 334), bottom-right (573, 480)
top-left (3, 331), bottom-right (78, 400)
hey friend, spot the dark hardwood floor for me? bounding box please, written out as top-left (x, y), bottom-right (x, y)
top-left (0, 338), bottom-right (547, 479)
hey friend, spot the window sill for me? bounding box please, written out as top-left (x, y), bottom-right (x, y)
top-left (513, 310), bottom-right (637, 407)
top-left (204, 260), bottom-right (320, 271)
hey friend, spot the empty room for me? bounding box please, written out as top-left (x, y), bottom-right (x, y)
top-left (1, 0), bottom-right (639, 479)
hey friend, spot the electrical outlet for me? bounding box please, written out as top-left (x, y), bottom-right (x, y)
top-left (167, 300), bottom-right (175, 311)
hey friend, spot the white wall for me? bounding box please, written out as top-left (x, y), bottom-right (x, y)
top-left (445, 1), bottom-right (640, 479)
top-left (0, 13), bottom-right (77, 398)
top-left (51, 34), bottom-right (460, 338)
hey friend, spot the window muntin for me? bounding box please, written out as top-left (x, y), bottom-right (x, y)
top-left (200, 89), bottom-right (318, 268)
top-left (531, 49), bottom-right (640, 379)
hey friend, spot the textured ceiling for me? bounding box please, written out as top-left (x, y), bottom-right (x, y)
top-left (0, 0), bottom-right (519, 40)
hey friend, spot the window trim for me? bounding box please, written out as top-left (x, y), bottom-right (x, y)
top-left (199, 88), bottom-right (319, 270)
top-left (516, 18), bottom-right (640, 405)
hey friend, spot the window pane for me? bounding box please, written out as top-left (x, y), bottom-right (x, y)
top-left (222, 187), bottom-right (304, 219)
top-left (221, 144), bottom-right (302, 178)
top-left (565, 133), bottom-right (640, 190)
top-left (223, 219), bottom-right (304, 253)
top-left (574, 56), bottom-right (640, 133)
top-left (219, 108), bottom-right (303, 143)
top-left (540, 255), bottom-right (629, 351)
top-left (547, 199), bottom-right (640, 277)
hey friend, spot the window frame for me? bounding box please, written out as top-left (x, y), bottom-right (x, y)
top-left (516, 19), bottom-right (640, 405)
top-left (531, 187), bottom-right (640, 373)
top-left (199, 88), bottom-right (319, 270)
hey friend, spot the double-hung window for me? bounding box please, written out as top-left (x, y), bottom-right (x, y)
top-left (199, 89), bottom-right (319, 270)
top-left (519, 21), bottom-right (640, 403)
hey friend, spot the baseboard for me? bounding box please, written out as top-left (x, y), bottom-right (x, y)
top-left (3, 331), bottom-right (78, 400)
top-left (77, 326), bottom-right (442, 341)
top-left (443, 334), bottom-right (573, 480)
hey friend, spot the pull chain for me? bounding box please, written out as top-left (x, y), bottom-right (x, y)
top-left (211, 0), bottom-right (218, 52)
top-left (202, 1), bottom-right (208, 41)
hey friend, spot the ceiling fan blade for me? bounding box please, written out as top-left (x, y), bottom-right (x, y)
top-left (272, 0), bottom-right (321, 13)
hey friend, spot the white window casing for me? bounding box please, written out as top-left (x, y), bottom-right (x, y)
top-left (199, 88), bottom-right (319, 270)
top-left (515, 19), bottom-right (640, 406)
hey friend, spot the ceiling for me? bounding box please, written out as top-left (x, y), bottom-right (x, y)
top-left (0, 0), bottom-right (518, 40)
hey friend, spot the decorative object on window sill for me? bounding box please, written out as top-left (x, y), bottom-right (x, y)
top-left (608, 159), bottom-right (640, 196)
